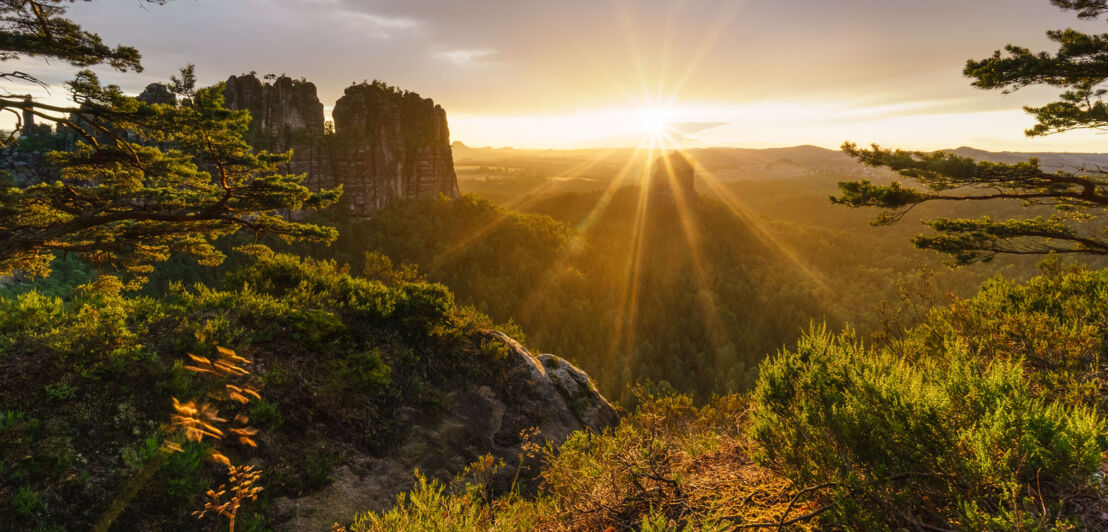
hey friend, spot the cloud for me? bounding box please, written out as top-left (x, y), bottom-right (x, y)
top-left (332, 9), bottom-right (422, 39)
top-left (670, 121), bottom-right (729, 135)
top-left (343, 11), bottom-right (420, 30)
top-left (434, 49), bottom-right (497, 66)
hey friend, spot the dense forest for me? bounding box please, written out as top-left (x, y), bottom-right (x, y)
top-left (292, 174), bottom-right (1073, 401)
top-left (3, 0), bottom-right (1108, 531)
top-left (302, 190), bottom-right (830, 400)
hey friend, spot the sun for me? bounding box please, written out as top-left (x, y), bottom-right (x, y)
top-left (635, 107), bottom-right (673, 136)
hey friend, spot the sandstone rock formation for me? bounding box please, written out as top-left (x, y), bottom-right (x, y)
top-left (136, 83), bottom-right (176, 106)
top-left (272, 330), bottom-right (617, 530)
top-left (223, 75), bottom-right (323, 141)
top-left (223, 74), bottom-right (459, 216)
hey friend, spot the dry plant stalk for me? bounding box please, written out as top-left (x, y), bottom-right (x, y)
top-left (507, 426), bottom-right (543, 504)
top-left (194, 464), bottom-right (264, 532)
top-left (164, 346), bottom-right (265, 529)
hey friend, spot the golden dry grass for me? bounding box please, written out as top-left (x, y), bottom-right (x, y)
top-left (528, 396), bottom-right (827, 531)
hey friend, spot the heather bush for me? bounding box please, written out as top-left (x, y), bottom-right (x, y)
top-left (751, 321), bottom-right (1105, 529)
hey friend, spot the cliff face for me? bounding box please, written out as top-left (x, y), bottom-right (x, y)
top-left (223, 74), bottom-right (459, 216)
top-left (223, 75), bottom-right (324, 142)
top-left (329, 82), bottom-right (459, 212)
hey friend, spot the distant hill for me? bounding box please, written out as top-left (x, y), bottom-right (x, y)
top-left (948, 146), bottom-right (1108, 173)
top-left (454, 144), bottom-right (1108, 204)
top-left (453, 144), bottom-right (858, 183)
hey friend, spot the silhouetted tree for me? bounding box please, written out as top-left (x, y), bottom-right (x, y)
top-left (835, 0), bottom-right (1107, 264)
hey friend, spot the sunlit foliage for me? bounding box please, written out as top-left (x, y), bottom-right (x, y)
top-left (359, 263), bottom-right (1108, 530)
top-left (346, 394), bottom-right (818, 531)
top-left (750, 264), bottom-right (1108, 529)
top-left (0, 249), bottom-right (516, 529)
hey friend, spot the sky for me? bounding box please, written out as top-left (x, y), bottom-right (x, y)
top-left (15, 0), bottom-right (1108, 151)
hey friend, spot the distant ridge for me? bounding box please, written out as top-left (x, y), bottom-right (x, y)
top-left (452, 143), bottom-right (1108, 189)
top-left (947, 147), bottom-right (1108, 173)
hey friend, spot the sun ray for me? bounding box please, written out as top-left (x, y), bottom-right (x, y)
top-left (501, 136), bottom-right (667, 399)
top-left (614, 0), bottom-right (654, 103)
top-left (656, 1), bottom-right (677, 104)
top-left (513, 139), bottom-right (658, 329)
top-left (666, 0), bottom-right (743, 103)
top-left (685, 153), bottom-right (834, 294)
top-left (612, 136), bottom-right (663, 373)
top-left (432, 139), bottom-right (642, 270)
top-left (442, 0), bottom-right (768, 389)
top-left (659, 148), bottom-right (735, 358)
top-left (570, 148), bottom-right (648, 235)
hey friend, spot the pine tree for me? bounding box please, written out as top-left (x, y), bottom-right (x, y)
top-left (0, 1), bottom-right (340, 278)
top-left (834, 0), bottom-right (1107, 264)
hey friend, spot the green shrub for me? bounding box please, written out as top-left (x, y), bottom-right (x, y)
top-left (249, 400), bottom-right (284, 430)
top-left (12, 485), bottom-right (43, 515)
top-left (393, 282), bottom-right (454, 334)
top-left (226, 248), bottom-right (454, 336)
top-left (44, 382), bottom-right (75, 401)
top-left (0, 223), bottom-right (517, 528)
top-left (322, 349), bottom-right (392, 396)
top-left (163, 442), bottom-right (209, 499)
top-left (237, 512), bottom-right (275, 532)
top-left (350, 350), bottom-right (392, 390)
top-left (0, 410), bottom-right (26, 432)
top-left (347, 471), bottom-right (549, 532)
top-left (121, 434), bottom-right (161, 472)
top-left (906, 262), bottom-right (1108, 409)
top-left (288, 309), bottom-right (345, 343)
top-left (305, 446), bottom-right (337, 490)
top-left (750, 325), bottom-right (1105, 529)
top-left (261, 366), bottom-right (288, 387)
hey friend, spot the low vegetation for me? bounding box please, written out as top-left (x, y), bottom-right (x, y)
top-left (0, 247), bottom-right (521, 529)
top-left (352, 262), bottom-right (1108, 530)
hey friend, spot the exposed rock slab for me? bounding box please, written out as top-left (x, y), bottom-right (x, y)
top-left (271, 330), bottom-right (617, 530)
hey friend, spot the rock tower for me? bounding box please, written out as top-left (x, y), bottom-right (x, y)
top-left (223, 74), bottom-right (460, 216)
